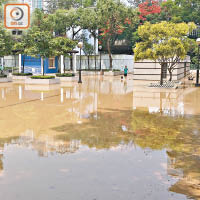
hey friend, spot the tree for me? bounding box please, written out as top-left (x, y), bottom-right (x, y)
top-left (174, 0), bottom-right (200, 24)
top-left (46, 0), bottom-right (97, 13)
top-left (81, 7), bottom-right (99, 70)
top-left (139, 0), bottom-right (161, 22)
top-left (97, 0), bottom-right (138, 69)
top-left (31, 9), bottom-right (54, 32)
top-left (50, 37), bottom-right (77, 72)
top-left (49, 9), bottom-right (68, 36)
top-left (81, 32), bottom-right (94, 69)
top-left (0, 24), bottom-right (12, 55)
top-left (12, 38), bottom-right (26, 72)
top-left (134, 21), bottom-right (196, 84)
top-left (25, 27), bottom-right (54, 76)
top-left (0, 24), bottom-right (12, 70)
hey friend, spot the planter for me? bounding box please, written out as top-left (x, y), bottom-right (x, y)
top-left (57, 76), bottom-right (78, 82)
top-left (12, 75), bottom-right (32, 80)
top-left (0, 77), bottom-right (12, 83)
top-left (104, 71), bottom-right (123, 76)
top-left (25, 78), bottom-right (60, 85)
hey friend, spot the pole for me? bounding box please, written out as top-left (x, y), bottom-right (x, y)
top-left (78, 48), bottom-right (82, 83)
top-left (61, 55), bottom-right (64, 74)
top-left (19, 54), bottom-right (21, 73)
top-left (100, 51), bottom-right (101, 71)
top-left (196, 45), bottom-right (200, 86)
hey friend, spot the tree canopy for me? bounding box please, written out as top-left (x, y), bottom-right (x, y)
top-left (134, 21), bottom-right (196, 82)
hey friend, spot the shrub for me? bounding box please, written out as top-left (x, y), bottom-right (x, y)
top-left (56, 73), bottom-right (75, 77)
top-left (103, 69), bottom-right (121, 72)
top-left (112, 69), bottom-right (120, 72)
top-left (31, 75), bottom-right (55, 79)
top-left (0, 74), bottom-right (7, 78)
top-left (13, 73), bottom-right (33, 76)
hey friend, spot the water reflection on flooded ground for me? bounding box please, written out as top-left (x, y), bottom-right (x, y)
top-left (0, 76), bottom-right (200, 200)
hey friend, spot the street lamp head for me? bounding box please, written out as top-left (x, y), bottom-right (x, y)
top-left (78, 42), bottom-right (83, 49)
top-left (196, 38), bottom-right (200, 45)
top-left (99, 45), bottom-right (102, 50)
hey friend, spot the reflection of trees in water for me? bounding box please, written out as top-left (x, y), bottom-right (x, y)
top-left (53, 110), bottom-right (135, 149)
top-left (0, 136), bottom-right (19, 173)
top-left (0, 109), bottom-right (199, 199)
top-left (131, 110), bottom-right (187, 150)
top-left (131, 110), bottom-right (200, 200)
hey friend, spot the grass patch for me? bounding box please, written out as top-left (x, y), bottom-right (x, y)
top-left (13, 73), bottom-right (33, 76)
top-left (31, 75), bottom-right (55, 79)
top-left (56, 73), bottom-right (75, 77)
top-left (0, 74), bottom-right (7, 78)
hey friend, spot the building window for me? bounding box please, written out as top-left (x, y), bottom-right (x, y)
top-left (49, 58), bottom-right (55, 69)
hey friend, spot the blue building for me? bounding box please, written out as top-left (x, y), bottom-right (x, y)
top-left (22, 55), bottom-right (59, 74)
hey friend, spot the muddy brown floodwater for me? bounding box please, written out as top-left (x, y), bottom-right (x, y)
top-left (0, 76), bottom-right (200, 200)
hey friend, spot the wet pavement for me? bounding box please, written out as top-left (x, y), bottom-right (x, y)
top-left (0, 76), bottom-right (200, 200)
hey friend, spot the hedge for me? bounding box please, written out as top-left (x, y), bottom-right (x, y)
top-left (0, 74), bottom-right (7, 78)
top-left (31, 75), bottom-right (55, 79)
top-left (56, 73), bottom-right (75, 77)
top-left (13, 73), bottom-right (33, 76)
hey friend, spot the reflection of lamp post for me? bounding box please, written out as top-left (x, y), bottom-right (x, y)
top-left (78, 42), bottom-right (83, 84)
top-left (98, 45), bottom-right (102, 71)
top-left (196, 38), bottom-right (200, 87)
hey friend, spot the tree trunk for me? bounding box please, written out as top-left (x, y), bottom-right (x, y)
top-left (107, 39), bottom-right (112, 70)
top-left (14, 55), bottom-right (17, 68)
top-left (168, 68), bottom-right (172, 81)
top-left (88, 55), bottom-right (90, 70)
top-left (70, 54), bottom-right (73, 71)
top-left (160, 63), bottom-right (164, 85)
top-left (94, 36), bottom-right (97, 71)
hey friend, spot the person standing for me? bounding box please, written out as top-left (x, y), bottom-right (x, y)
top-left (124, 66), bottom-right (128, 78)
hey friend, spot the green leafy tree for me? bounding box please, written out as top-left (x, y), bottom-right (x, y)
top-left (49, 9), bottom-right (68, 36)
top-left (50, 37), bottom-right (77, 73)
top-left (174, 0), bottom-right (200, 24)
top-left (0, 24), bottom-right (12, 56)
top-left (25, 27), bottom-right (54, 76)
top-left (134, 21), bottom-right (196, 84)
top-left (46, 0), bottom-right (97, 13)
top-left (97, 0), bottom-right (139, 69)
top-left (0, 24), bottom-right (12, 71)
top-left (65, 8), bottom-right (85, 40)
top-left (80, 7), bottom-right (99, 69)
top-left (81, 33), bottom-right (94, 69)
top-left (31, 9), bottom-right (54, 32)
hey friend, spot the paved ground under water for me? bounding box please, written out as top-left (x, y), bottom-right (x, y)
top-left (0, 76), bottom-right (200, 200)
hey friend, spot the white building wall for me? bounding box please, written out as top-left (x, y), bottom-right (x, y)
top-left (133, 57), bottom-right (190, 81)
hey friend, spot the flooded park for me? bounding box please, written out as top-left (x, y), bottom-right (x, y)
top-left (0, 75), bottom-right (199, 200)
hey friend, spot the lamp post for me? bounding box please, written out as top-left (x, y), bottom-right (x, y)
top-left (35, 38), bottom-right (46, 76)
top-left (196, 38), bottom-right (200, 87)
top-left (78, 42), bottom-right (83, 84)
top-left (99, 45), bottom-right (102, 71)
